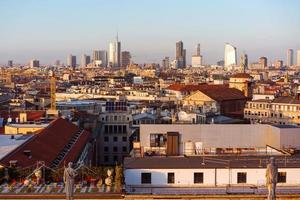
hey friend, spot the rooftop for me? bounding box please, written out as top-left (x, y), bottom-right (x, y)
top-left (124, 155), bottom-right (300, 169)
top-left (0, 134), bottom-right (33, 161)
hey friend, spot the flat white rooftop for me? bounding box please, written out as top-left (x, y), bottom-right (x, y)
top-left (0, 134), bottom-right (32, 160)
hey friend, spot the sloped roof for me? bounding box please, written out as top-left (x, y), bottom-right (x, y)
top-left (0, 110), bottom-right (45, 121)
top-left (184, 87), bottom-right (247, 102)
top-left (230, 73), bottom-right (252, 79)
top-left (272, 96), bottom-right (300, 104)
top-left (0, 118), bottom-right (91, 168)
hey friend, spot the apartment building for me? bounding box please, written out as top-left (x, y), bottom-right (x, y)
top-left (244, 96), bottom-right (300, 125)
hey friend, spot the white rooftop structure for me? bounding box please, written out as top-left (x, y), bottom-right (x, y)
top-left (0, 134), bottom-right (33, 162)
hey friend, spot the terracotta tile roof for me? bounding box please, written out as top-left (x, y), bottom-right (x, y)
top-left (0, 118), bottom-right (91, 168)
top-left (230, 73), bottom-right (252, 78)
top-left (272, 96), bottom-right (300, 104)
top-left (200, 87), bottom-right (247, 101)
top-left (166, 83), bottom-right (228, 92)
top-left (0, 110), bottom-right (45, 121)
top-left (168, 83), bottom-right (247, 101)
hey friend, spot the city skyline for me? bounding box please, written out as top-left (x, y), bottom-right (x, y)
top-left (0, 0), bottom-right (300, 65)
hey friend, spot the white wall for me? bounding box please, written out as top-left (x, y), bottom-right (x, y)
top-left (125, 168), bottom-right (300, 187)
top-left (140, 124), bottom-right (300, 152)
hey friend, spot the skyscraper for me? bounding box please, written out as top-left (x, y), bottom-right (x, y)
top-left (162, 57), bottom-right (170, 69)
top-left (259, 57), bottom-right (268, 68)
top-left (191, 43), bottom-right (203, 67)
top-left (109, 36), bottom-right (121, 68)
top-left (287, 49), bottom-right (293, 67)
top-left (297, 50), bottom-right (300, 67)
top-left (224, 43), bottom-right (237, 70)
top-left (93, 50), bottom-right (107, 67)
top-left (275, 60), bottom-right (283, 69)
top-left (81, 54), bottom-right (90, 67)
top-left (67, 54), bottom-right (76, 68)
top-left (29, 59), bottom-right (39, 68)
top-left (176, 41), bottom-right (186, 68)
top-left (239, 53), bottom-right (248, 72)
top-left (8, 60), bottom-right (13, 67)
top-left (121, 51), bottom-right (131, 68)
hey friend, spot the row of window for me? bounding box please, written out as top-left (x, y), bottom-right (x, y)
top-left (247, 103), bottom-right (300, 112)
top-left (103, 155), bottom-right (127, 163)
top-left (245, 110), bottom-right (300, 120)
top-left (104, 136), bottom-right (127, 142)
top-left (102, 115), bottom-right (130, 122)
top-left (104, 125), bottom-right (127, 134)
top-left (104, 146), bottom-right (127, 153)
top-left (141, 172), bottom-right (287, 184)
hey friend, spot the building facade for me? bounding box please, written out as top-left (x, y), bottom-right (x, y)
top-left (67, 54), bottom-right (76, 68)
top-left (121, 51), bottom-right (131, 68)
top-left (95, 101), bottom-right (133, 165)
top-left (109, 38), bottom-right (121, 68)
top-left (244, 97), bottom-right (300, 125)
top-left (224, 43), bottom-right (237, 70)
top-left (176, 41), bottom-right (186, 68)
top-left (287, 49), bottom-right (293, 67)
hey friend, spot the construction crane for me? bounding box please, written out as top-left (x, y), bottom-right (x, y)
top-left (50, 75), bottom-right (56, 111)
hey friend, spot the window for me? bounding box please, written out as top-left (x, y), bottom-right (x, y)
top-left (278, 172), bottom-right (286, 183)
top-left (122, 125), bottom-right (127, 133)
top-left (150, 134), bottom-right (166, 147)
top-left (104, 146), bottom-right (109, 152)
top-left (237, 172), bottom-right (247, 183)
top-left (122, 146), bottom-right (127, 152)
top-left (113, 136), bottom-right (118, 142)
top-left (113, 156), bottom-right (118, 162)
top-left (104, 125), bottom-right (109, 134)
top-left (122, 136), bottom-right (127, 142)
top-left (104, 156), bottom-right (109, 162)
top-left (114, 125), bottom-right (118, 133)
top-left (194, 172), bottom-right (203, 184)
top-left (141, 173), bottom-right (151, 184)
top-left (104, 136), bottom-right (109, 142)
top-left (113, 146), bottom-right (118, 152)
top-left (167, 173), bottom-right (175, 184)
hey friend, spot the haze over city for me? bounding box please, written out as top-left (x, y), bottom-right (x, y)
top-left (1, 1), bottom-right (300, 199)
top-left (1, 0), bottom-right (300, 65)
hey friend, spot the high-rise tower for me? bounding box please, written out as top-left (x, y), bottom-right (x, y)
top-left (287, 49), bottom-right (294, 67)
top-left (109, 35), bottom-right (121, 68)
top-left (224, 43), bottom-right (237, 70)
top-left (175, 41), bottom-right (186, 68)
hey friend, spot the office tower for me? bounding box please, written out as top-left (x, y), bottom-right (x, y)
top-left (287, 49), bottom-right (293, 67)
top-left (81, 54), bottom-right (90, 67)
top-left (121, 51), bottom-right (131, 68)
top-left (176, 41), bottom-right (186, 68)
top-left (109, 36), bottom-right (121, 68)
top-left (259, 57), bottom-right (268, 68)
top-left (162, 57), bottom-right (170, 69)
top-left (54, 60), bottom-right (60, 66)
top-left (29, 59), bottom-right (39, 68)
top-left (275, 60), bottom-right (283, 69)
top-left (217, 60), bottom-right (224, 66)
top-left (224, 43), bottom-right (237, 69)
top-left (8, 60), bottom-right (13, 67)
top-left (239, 53), bottom-right (248, 72)
top-left (67, 54), bottom-right (76, 68)
top-left (93, 50), bottom-right (107, 67)
top-left (191, 44), bottom-right (203, 67)
top-left (196, 43), bottom-right (200, 56)
top-left (297, 50), bottom-right (300, 67)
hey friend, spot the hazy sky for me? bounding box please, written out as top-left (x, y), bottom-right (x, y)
top-left (0, 0), bottom-right (300, 65)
